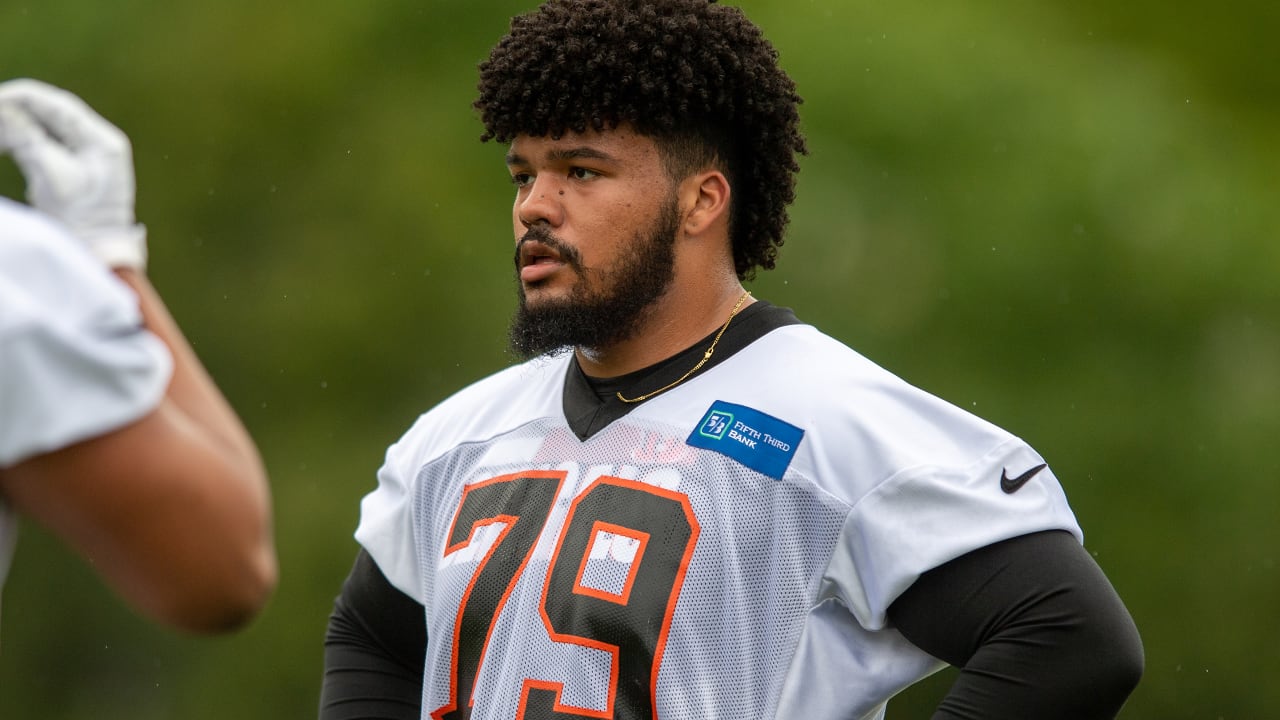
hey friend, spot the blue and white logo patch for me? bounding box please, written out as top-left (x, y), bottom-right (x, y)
top-left (687, 401), bottom-right (804, 480)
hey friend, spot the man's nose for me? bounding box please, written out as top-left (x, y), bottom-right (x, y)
top-left (516, 176), bottom-right (565, 228)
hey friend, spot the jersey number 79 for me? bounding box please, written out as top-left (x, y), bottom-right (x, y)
top-left (432, 470), bottom-right (701, 720)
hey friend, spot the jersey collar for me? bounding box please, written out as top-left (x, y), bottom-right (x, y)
top-left (561, 301), bottom-right (802, 440)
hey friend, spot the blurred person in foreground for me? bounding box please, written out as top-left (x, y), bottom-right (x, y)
top-left (0, 79), bottom-right (276, 635)
top-left (319, 1), bottom-right (1143, 718)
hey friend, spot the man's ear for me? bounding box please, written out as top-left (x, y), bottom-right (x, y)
top-left (679, 170), bottom-right (731, 238)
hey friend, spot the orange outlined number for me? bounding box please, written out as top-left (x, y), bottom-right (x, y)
top-left (433, 471), bottom-right (566, 720)
top-left (433, 473), bottom-right (700, 720)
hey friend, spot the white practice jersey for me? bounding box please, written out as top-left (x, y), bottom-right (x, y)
top-left (357, 317), bottom-right (1081, 720)
top-left (0, 197), bottom-right (171, 600)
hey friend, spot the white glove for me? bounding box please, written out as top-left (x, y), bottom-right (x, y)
top-left (0, 78), bottom-right (148, 269)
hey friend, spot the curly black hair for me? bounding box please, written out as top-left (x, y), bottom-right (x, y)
top-left (474, 0), bottom-right (807, 280)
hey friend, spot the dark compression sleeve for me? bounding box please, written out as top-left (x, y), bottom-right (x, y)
top-left (888, 530), bottom-right (1144, 720)
top-left (319, 549), bottom-right (427, 720)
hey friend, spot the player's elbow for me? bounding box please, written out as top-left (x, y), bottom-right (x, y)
top-left (175, 454), bottom-right (278, 633)
top-left (1093, 624), bottom-right (1145, 709)
top-left (204, 543), bottom-right (278, 633)
top-left (140, 496), bottom-right (278, 634)
top-left (155, 544), bottom-right (278, 634)
top-left (1059, 600), bottom-right (1145, 716)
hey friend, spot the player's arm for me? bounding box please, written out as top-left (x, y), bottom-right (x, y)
top-left (0, 79), bottom-right (276, 633)
top-left (320, 548), bottom-right (427, 720)
top-left (0, 369), bottom-right (276, 633)
top-left (0, 267), bottom-right (277, 633)
top-left (888, 530), bottom-right (1144, 719)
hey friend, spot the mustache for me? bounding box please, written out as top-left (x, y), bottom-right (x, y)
top-left (513, 225), bottom-right (584, 271)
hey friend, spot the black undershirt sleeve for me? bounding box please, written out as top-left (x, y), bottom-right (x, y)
top-left (887, 530), bottom-right (1144, 719)
top-left (319, 549), bottom-right (427, 720)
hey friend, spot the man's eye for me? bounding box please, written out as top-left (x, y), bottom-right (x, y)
top-left (569, 167), bottom-right (598, 180)
top-left (510, 173), bottom-right (532, 187)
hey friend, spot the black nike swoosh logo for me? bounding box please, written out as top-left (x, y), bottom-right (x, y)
top-left (1000, 463), bottom-right (1047, 494)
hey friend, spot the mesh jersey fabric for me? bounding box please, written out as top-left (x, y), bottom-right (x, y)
top-left (0, 197), bottom-right (171, 601)
top-left (356, 322), bottom-right (1081, 720)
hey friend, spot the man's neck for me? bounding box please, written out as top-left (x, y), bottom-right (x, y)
top-left (574, 285), bottom-right (754, 378)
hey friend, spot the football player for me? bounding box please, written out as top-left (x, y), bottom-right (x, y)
top-left (320, 2), bottom-right (1143, 718)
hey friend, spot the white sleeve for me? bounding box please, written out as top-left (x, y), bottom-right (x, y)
top-left (829, 439), bottom-right (1082, 631)
top-left (355, 422), bottom-right (427, 601)
top-left (783, 336), bottom-right (1084, 632)
top-left (0, 200), bottom-right (171, 467)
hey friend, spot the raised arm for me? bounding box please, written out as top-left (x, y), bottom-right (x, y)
top-left (0, 78), bottom-right (276, 633)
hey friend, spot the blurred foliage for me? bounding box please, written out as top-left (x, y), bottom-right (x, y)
top-left (1, 1), bottom-right (1276, 718)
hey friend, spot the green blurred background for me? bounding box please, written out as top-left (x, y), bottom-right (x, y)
top-left (1, 0), bottom-right (1276, 717)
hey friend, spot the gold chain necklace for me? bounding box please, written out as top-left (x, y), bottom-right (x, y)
top-left (616, 291), bottom-right (752, 404)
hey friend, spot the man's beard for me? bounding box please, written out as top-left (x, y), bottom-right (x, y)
top-left (509, 198), bottom-right (681, 359)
